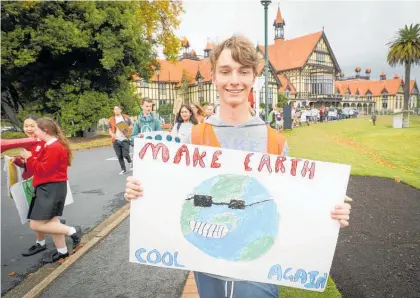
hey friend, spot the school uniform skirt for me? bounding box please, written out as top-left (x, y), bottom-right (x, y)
top-left (28, 182), bottom-right (67, 220)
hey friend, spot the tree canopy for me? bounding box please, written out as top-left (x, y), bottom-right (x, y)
top-left (387, 23), bottom-right (420, 111)
top-left (1, 1), bottom-right (184, 134)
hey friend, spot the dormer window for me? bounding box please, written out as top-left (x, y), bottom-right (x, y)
top-left (345, 91), bottom-right (350, 100)
top-left (367, 92), bottom-right (372, 101)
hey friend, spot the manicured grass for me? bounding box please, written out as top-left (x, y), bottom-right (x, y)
top-left (279, 277), bottom-right (341, 298)
top-left (283, 115), bottom-right (420, 189)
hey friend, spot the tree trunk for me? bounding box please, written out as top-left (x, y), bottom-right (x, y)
top-left (404, 62), bottom-right (411, 110)
top-left (1, 93), bottom-right (21, 128)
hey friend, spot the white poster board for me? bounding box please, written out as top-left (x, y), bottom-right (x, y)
top-left (129, 138), bottom-right (351, 292)
top-left (3, 156), bottom-right (74, 225)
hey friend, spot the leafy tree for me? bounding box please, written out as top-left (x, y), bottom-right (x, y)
top-left (158, 103), bottom-right (172, 116)
top-left (277, 92), bottom-right (289, 108)
top-left (387, 23), bottom-right (420, 111)
top-left (1, 1), bottom-right (183, 134)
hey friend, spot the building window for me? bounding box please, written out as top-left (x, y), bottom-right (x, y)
top-left (316, 52), bottom-right (325, 62)
top-left (140, 80), bottom-right (149, 88)
top-left (159, 83), bottom-right (166, 95)
top-left (367, 93), bottom-right (372, 101)
top-left (304, 77), bottom-right (310, 92)
top-left (382, 93), bottom-right (388, 109)
top-left (310, 75), bottom-right (333, 95)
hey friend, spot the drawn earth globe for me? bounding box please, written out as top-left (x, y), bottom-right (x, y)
top-left (180, 174), bottom-right (279, 261)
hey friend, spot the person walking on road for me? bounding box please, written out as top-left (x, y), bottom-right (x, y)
top-left (108, 106), bottom-right (133, 175)
top-left (19, 118), bottom-right (81, 264)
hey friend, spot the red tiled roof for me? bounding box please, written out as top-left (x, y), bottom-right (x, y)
top-left (138, 58), bottom-right (212, 85)
top-left (277, 74), bottom-right (296, 94)
top-left (258, 31), bottom-right (323, 71)
top-left (335, 78), bottom-right (417, 96)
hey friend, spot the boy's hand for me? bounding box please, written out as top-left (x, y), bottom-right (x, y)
top-left (331, 199), bottom-right (352, 228)
top-left (124, 176), bottom-right (143, 201)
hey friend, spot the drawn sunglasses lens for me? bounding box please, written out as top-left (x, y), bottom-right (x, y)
top-left (228, 200), bottom-right (245, 209)
top-left (166, 135), bottom-right (173, 142)
top-left (146, 136), bottom-right (153, 140)
top-left (175, 137), bottom-right (181, 143)
top-left (193, 195), bottom-right (212, 207)
top-left (155, 134), bottom-right (162, 141)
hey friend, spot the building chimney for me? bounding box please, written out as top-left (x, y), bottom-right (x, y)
top-left (365, 68), bottom-right (371, 80)
top-left (355, 66), bottom-right (361, 78)
top-left (380, 72), bottom-right (386, 80)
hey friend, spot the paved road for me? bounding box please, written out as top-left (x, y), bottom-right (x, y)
top-left (39, 218), bottom-right (187, 298)
top-left (1, 147), bottom-right (131, 294)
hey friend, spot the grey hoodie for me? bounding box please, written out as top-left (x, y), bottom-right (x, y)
top-left (187, 114), bottom-right (289, 156)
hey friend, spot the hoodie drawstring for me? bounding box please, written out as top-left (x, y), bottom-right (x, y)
top-left (224, 281), bottom-right (235, 298)
top-left (230, 281), bottom-right (234, 298)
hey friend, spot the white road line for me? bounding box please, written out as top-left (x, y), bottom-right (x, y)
top-left (106, 153), bottom-right (133, 161)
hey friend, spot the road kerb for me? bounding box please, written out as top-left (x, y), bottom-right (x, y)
top-left (7, 203), bottom-right (131, 298)
top-left (181, 272), bottom-right (199, 297)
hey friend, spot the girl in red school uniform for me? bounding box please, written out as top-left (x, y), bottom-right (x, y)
top-left (20, 117), bottom-right (82, 263)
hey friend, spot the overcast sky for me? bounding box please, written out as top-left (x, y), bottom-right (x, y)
top-left (174, 0), bottom-right (420, 82)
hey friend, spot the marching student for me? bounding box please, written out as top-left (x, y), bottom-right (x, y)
top-left (124, 35), bottom-right (351, 298)
top-left (171, 105), bottom-right (198, 142)
top-left (190, 103), bottom-right (206, 123)
top-left (19, 117), bottom-right (82, 263)
top-left (12, 115), bottom-right (67, 257)
top-left (108, 105), bottom-right (133, 175)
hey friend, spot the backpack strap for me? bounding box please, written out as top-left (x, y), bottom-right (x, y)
top-left (191, 123), bottom-right (221, 147)
top-left (266, 125), bottom-right (286, 155)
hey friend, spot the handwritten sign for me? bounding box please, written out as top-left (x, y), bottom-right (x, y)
top-left (129, 138), bottom-right (351, 292)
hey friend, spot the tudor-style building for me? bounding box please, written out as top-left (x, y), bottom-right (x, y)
top-left (133, 7), bottom-right (418, 115)
top-left (335, 69), bottom-right (419, 114)
top-left (257, 7), bottom-right (342, 108)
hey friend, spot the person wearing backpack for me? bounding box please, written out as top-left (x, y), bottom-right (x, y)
top-left (171, 104), bottom-right (198, 142)
top-left (130, 97), bottom-right (162, 144)
top-left (124, 35), bottom-right (351, 298)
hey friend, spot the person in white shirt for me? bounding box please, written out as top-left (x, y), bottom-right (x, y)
top-left (108, 106), bottom-right (133, 175)
top-left (171, 104), bottom-right (198, 142)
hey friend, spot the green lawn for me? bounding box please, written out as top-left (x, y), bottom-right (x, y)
top-left (278, 115), bottom-right (419, 297)
top-left (280, 277), bottom-right (341, 298)
top-left (283, 115), bottom-right (420, 189)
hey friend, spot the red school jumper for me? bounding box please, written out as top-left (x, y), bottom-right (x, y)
top-left (25, 139), bottom-right (69, 188)
top-left (13, 139), bottom-right (46, 180)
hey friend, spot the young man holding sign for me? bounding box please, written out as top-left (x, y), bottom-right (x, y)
top-left (124, 36), bottom-right (351, 298)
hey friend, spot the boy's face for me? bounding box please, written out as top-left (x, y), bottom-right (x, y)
top-left (113, 106), bottom-right (122, 116)
top-left (213, 49), bottom-right (255, 108)
top-left (206, 105), bottom-right (214, 116)
top-left (142, 102), bottom-right (153, 115)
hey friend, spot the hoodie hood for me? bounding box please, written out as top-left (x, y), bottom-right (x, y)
top-left (205, 115), bottom-right (266, 128)
top-left (198, 115), bottom-right (269, 153)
